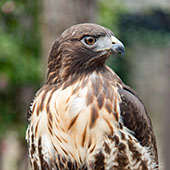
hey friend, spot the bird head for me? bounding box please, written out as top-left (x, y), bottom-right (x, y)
top-left (47, 23), bottom-right (125, 84)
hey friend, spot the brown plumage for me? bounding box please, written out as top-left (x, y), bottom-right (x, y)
top-left (26, 23), bottom-right (158, 170)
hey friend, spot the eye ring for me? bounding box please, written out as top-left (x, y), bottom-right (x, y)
top-left (84, 36), bottom-right (96, 45)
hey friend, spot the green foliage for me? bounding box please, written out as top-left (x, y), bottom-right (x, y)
top-left (118, 9), bottom-right (170, 46)
top-left (98, 0), bottom-right (127, 34)
top-left (121, 27), bottom-right (170, 46)
top-left (0, 0), bottom-right (42, 138)
top-left (0, 28), bottom-right (42, 86)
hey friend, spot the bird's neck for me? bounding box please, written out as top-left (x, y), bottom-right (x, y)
top-left (46, 63), bottom-right (107, 88)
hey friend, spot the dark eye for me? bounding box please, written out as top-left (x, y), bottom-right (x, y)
top-left (84, 36), bottom-right (96, 45)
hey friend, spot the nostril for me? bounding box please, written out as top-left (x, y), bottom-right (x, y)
top-left (112, 42), bottom-right (116, 44)
top-left (112, 44), bottom-right (125, 56)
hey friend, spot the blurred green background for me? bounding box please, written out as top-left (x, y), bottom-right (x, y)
top-left (0, 0), bottom-right (170, 169)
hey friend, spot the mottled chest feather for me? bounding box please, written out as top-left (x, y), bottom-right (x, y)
top-left (26, 70), bottom-right (158, 170)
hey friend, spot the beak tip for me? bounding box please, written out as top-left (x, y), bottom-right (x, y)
top-left (118, 46), bottom-right (125, 56)
top-left (112, 44), bottom-right (125, 56)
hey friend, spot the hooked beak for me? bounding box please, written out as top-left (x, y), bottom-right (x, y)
top-left (111, 36), bottom-right (125, 56)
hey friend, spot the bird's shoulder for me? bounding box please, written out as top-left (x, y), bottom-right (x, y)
top-left (104, 66), bottom-right (158, 164)
top-left (118, 84), bottom-right (158, 164)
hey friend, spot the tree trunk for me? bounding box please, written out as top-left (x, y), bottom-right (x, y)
top-left (41, 0), bottom-right (97, 74)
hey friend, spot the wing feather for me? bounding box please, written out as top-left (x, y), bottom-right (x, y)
top-left (118, 85), bottom-right (158, 164)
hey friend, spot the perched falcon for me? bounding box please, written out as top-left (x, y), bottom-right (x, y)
top-left (26, 23), bottom-right (158, 170)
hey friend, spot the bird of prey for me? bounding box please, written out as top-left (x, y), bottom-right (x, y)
top-left (26, 23), bottom-right (158, 170)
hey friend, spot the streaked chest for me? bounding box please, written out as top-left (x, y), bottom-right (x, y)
top-left (50, 72), bottom-right (121, 135)
top-left (27, 71), bottom-right (157, 170)
top-left (31, 72), bottom-right (121, 148)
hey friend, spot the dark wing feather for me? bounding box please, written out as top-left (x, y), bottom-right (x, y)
top-left (118, 85), bottom-right (158, 164)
